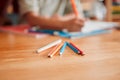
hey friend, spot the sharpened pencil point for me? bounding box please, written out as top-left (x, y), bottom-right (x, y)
top-left (60, 52), bottom-right (62, 56)
top-left (48, 55), bottom-right (52, 58)
top-left (36, 50), bottom-right (39, 53)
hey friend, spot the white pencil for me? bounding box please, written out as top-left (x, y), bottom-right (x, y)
top-left (36, 39), bottom-right (62, 53)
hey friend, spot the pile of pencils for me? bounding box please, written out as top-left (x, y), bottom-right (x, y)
top-left (36, 39), bottom-right (84, 58)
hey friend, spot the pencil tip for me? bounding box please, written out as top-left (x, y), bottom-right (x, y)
top-left (78, 52), bottom-right (85, 56)
top-left (60, 53), bottom-right (62, 55)
top-left (81, 53), bottom-right (85, 56)
top-left (48, 55), bottom-right (52, 58)
top-left (36, 50), bottom-right (39, 53)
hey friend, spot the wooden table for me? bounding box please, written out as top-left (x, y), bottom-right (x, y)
top-left (0, 30), bottom-right (120, 80)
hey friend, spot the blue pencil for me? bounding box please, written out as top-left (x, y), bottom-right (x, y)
top-left (29, 29), bottom-right (55, 35)
top-left (54, 31), bottom-right (71, 38)
top-left (67, 42), bottom-right (80, 54)
top-left (29, 29), bottom-right (70, 38)
top-left (60, 42), bottom-right (67, 55)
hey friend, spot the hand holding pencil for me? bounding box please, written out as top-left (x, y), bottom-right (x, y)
top-left (57, 0), bottom-right (85, 32)
top-left (62, 0), bottom-right (84, 32)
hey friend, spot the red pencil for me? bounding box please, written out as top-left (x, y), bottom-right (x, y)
top-left (69, 42), bottom-right (85, 56)
top-left (70, 0), bottom-right (79, 17)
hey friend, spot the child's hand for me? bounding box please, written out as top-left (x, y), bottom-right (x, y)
top-left (62, 17), bottom-right (85, 32)
top-left (52, 14), bottom-right (85, 32)
top-left (24, 12), bottom-right (85, 32)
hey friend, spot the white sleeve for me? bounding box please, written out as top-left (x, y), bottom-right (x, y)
top-left (19, 0), bottom-right (39, 16)
top-left (76, 0), bottom-right (85, 18)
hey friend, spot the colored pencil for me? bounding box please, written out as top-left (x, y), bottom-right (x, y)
top-left (36, 39), bottom-right (62, 53)
top-left (70, 0), bottom-right (79, 17)
top-left (69, 42), bottom-right (84, 56)
top-left (48, 43), bottom-right (63, 58)
top-left (67, 42), bottom-right (80, 54)
top-left (60, 42), bottom-right (67, 55)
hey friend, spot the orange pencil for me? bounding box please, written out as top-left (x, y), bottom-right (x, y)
top-left (48, 43), bottom-right (63, 58)
top-left (70, 0), bottom-right (79, 17)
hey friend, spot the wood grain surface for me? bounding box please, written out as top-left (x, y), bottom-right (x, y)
top-left (0, 30), bottom-right (120, 80)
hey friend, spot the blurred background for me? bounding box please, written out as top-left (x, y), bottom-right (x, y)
top-left (0, 0), bottom-right (120, 25)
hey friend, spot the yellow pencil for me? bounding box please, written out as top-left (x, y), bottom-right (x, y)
top-left (48, 43), bottom-right (63, 58)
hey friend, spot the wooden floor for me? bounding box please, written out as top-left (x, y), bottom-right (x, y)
top-left (0, 30), bottom-right (120, 80)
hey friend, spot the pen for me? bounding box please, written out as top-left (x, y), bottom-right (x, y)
top-left (48, 43), bottom-right (63, 58)
top-left (36, 39), bottom-right (62, 53)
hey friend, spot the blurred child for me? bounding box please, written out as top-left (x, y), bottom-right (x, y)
top-left (19, 0), bottom-right (85, 32)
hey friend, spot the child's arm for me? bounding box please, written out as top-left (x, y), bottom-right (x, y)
top-left (24, 12), bottom-right (84, 32)
top-left (19, 0), bottom-right (84, 32)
